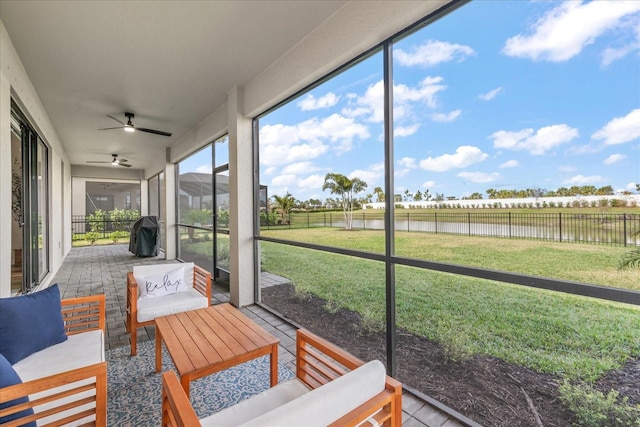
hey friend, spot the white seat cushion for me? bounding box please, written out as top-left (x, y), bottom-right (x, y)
top-left (136, 288), bottom-right (208, 323)
top-left (200, 378), bottom-right (311, 427)
top-left (13, 330), bottom-right (105, 427)
top-left (13, 329), bottom-right (104, 381)
top-left (239, 360), bottom-right (386, 427)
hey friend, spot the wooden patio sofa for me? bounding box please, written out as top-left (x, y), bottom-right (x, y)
top-left (0, 294), bottom-right (107, 426)
top-left (162, 328), bottom-right (402, 426)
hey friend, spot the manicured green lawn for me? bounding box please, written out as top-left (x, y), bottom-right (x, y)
top-left (261, 228), bottom-right (638, 290)
top-left (259, 229), bottom-right (640, 382)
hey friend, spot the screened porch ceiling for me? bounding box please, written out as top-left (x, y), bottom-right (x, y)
top-left (1, 1), bottom-right (355, 171)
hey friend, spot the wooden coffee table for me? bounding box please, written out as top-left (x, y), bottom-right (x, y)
top-left (155, 303), bottom-right (279, 398)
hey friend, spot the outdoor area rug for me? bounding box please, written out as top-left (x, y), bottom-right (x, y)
top-left (106, 340), bottom-right (294, 426)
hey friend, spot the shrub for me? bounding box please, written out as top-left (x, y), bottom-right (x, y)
top-left (559, 380), bottom-right (640, 427)
top-left (110, 230), bottom-right (129, 243)
top-left (85, 231), bottom-right (100, 245)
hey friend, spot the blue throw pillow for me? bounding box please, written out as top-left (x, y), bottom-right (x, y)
top-left (0, 284), bottom-right (67, 365)
top-left (0, 353), bottom-right (36, 426)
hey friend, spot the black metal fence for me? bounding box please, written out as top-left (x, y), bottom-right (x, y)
top-left (263, 211), bottom-right (640, 247)
top-left (72, 215), bottom-right (140, 239)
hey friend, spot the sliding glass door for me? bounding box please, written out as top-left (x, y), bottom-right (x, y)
top-left (11, 102), bottom-right (49, 293)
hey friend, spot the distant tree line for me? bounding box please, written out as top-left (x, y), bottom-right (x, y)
top-left (267, 183), bottom-right (639, 214)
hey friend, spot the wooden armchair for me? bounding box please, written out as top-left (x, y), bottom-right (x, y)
top-left (162, 328), bottom-right (402, 426)
top-left (0, 294), bottom-right (107, 426)
top-left (126, 262), bottom-right (212, 356)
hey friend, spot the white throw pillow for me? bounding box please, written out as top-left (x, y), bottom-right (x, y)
top-left (136, 266), bottom-right (187, 299)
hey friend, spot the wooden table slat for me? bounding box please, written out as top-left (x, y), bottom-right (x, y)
top-left (155, 303), bottom-right (280, 397)
top-left (219, 303), bottom-right (279, 346)
top-left (202, 305), bottom-right (254, 354)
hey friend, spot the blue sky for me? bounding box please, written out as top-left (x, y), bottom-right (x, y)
top-left (257, 0), bottom-right (640, 203)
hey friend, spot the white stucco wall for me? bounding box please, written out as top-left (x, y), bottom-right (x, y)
top-left (0, 21), bottom-right (70, 296)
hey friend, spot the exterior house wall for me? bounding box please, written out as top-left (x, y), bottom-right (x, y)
top-left (0, 21), bottom-right (69, 296)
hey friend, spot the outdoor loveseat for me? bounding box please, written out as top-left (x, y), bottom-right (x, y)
top-left (0, 287), bottom-right (107, 426)
top-left (161, 328), bottom-right (402, 426)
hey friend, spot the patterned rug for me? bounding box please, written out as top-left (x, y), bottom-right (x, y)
top-left (107, 340), bottom-right (295, 426)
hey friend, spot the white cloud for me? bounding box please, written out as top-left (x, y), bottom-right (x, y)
top-left (395, 39), bottom-right (475, 67)
top-left (563, 174), bottom-right (604, 185)
top-left (395, 124), bottom-right (420, 137)
top-left (626, 182), bottom-right (638, 191)
top-left (479, 87), bottom-right (502, 101)
top-left (347, 163), bottom-right (384, 188)
top-left (570, 143), bottom-right (601, 155)
top-left (282, 161), bottom-right (321, 175)
top-left (490, 124), bottom-right (579, 155)
top-left (602, 10), bottom-right (640, 66)
top-left (297, 174), bottom-right (325, 190)
top-left (431, 109), bottom-right (461, 123)
top-left (499, 160), bottom-right (519, 168)
top-left (343, 77), bottom-right (447, 124)
top-left (396, 157), bottom-right (416, 178)
top-left (604, 154), bottom-right (627, 165)
top-left (259, 113), bottom-right (369, 165)
top-left (457, 171), bottom-right (500, 183)
top-left (298, 92), bottom-right (340, 111)
top-left (502, 1), bottom-right (640, 62)
top-left (398, 157), bottom-right (417, 169)
top-left (195, 164), bottom-right (212, 174)
top-left (271, 174), bottom-right (297, 187)
top-left (602, 43), bottom-right (638, 67)
top-left (419, 146), bottom-right (488, 172)
top-left (422, 181), bottom-right (436, 189)
top-left (592, 109), bottom-right (640, 145)
top-left (265, 166), bottom-right (277, 175)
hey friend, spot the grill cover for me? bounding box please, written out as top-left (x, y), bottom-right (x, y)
top-left (129, 216), bottom-right (159, 257)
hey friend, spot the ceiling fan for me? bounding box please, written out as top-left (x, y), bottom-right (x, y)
top-left (98, 112), bottom-right (172, 137)
top-left (86, 154), bottom-right (132, 168)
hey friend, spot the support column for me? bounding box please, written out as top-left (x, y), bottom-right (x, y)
top-left (163, 163), bottom-right (177, 260)
top-left (0, 72), bottom-right (11, 297)
top-left (228, 86), bottom-right (254, 307)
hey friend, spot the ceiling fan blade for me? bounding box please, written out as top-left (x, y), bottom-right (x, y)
top-left (106, 115), bottom-right (126, 126)
top-left (118, 162), bottom-right (133, 168)
top-left (137, 127), bottom-right (172, 137)
top-left (98, 126), bottom-right (124, 131)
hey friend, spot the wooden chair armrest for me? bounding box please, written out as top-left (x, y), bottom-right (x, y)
top-left (127, 271), bottom-right (138, 313)
top-left (61, 294), bottom-right (106, 335)
top-left (161, 371), bottom-right (201, 427)
top-left (296, 329), bottom-right (364, 389)
top-left (0, 362), bottom-right (107, 427)
top-left (192, 265), bottom-right (212, 302)
top-left (296, 329), bottom-right (403, 426)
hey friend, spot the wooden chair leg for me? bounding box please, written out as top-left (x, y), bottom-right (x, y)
top-left (130, 324), bottom-right (138, 356)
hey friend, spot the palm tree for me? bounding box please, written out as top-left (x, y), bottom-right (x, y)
top-left (272, 192), bottom-right (295, 225)
top-left (619, 229), bottom-right (640, 270)
top-left (322, 173), bottom-right (367, 230)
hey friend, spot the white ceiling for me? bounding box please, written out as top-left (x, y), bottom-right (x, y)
top-left (0, 0), bottom-right (347, 171)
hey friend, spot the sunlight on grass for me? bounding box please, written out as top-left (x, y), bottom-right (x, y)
top-left (261, 228), bottom-right (638, 290)
top-left (260, 239), bottom-right (640, 382)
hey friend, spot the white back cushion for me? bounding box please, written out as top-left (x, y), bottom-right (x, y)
top-left (133, 262), bottom-right (194, 298)
top-left (136, 266), bottom-right (185, 299)
top-left (240, 360), bottom-right (387, 427)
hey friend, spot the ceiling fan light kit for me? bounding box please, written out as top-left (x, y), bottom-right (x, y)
top-left (98, 112), bottom-right (171, 137)
top-left (87, 154), bottom-right (132, 168)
